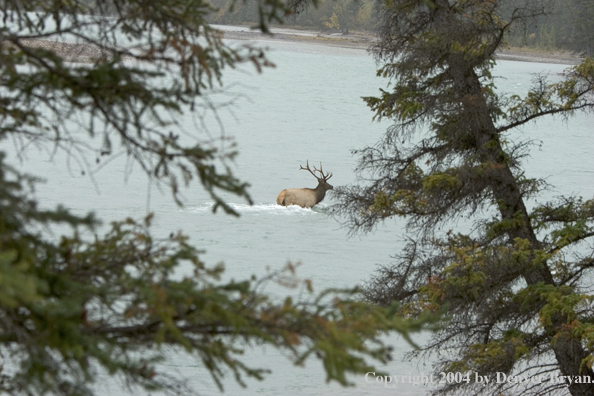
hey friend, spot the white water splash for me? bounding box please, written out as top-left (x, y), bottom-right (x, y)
top-left (186, 202), bottom-right (330, 215)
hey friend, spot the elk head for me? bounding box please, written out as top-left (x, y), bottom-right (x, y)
top-left (300, 160), bottom-right (333, 192)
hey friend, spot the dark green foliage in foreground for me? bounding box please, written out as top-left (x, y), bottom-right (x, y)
top-left (333, 1), bottom-right (594, 396)
top-left (0, 1), bottom-right (434, 395)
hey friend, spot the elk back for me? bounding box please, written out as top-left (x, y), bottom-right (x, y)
top-left (276, 188), bottom-right (317, 208)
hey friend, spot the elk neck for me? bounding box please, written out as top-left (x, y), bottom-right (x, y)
top-left (314, 181), bottom-right (329, 201)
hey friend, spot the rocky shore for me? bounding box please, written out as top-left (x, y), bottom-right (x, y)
top-left (20, 39), bottom-right (123, 63)
top-left (219, 28), bottom-right (374, 51)
top-left (495, 48), bottom-right (583, 65)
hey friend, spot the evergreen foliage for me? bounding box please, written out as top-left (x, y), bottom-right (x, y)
top-left (0, 1), bottom-right (433, 395)
top-left (333, 0), bottom-right (594, 395)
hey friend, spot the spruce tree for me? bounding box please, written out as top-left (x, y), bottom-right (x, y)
top-left (334, 1), bottom-right (594, 395)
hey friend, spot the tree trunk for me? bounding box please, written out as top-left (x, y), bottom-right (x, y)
top-left (456, 60), bottom-right (594, 393)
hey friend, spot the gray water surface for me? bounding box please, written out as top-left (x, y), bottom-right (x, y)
top-left (4, 37), bottom-right (593, 396)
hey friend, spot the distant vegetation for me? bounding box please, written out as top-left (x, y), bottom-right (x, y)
top-left (208, 0), bottom-right (379, 34)
top-left (209, 0), bottom-right (594, 55)
top-left (505, 0), bottom-right (594, 55)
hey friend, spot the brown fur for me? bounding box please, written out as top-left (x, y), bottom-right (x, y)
top-left (276, 190), bottom-right (287, 205)
top-left (276, 181), bottom-right (333, 208)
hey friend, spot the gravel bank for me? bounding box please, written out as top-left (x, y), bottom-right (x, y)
top-left (20, 39), bottom-right (123, 63)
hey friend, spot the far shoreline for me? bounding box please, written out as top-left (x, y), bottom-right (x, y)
top-left (220, 24), bottom-right (584, 65)
top-left (19, 24), bottom-right (584, 66)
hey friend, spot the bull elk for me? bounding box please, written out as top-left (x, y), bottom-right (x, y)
top-left (276, 161), bottom-right (333, 208)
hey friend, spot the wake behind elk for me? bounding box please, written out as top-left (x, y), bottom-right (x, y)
top-left (276, 161), bottom-right (333, 208)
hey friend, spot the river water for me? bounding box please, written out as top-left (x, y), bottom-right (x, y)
top-left (4, 35), bottom-right (594, 396)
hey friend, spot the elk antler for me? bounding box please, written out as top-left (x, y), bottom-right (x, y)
top-left (314, 162), bottom-right (332, 181)
top-left (300, 160), bottom-right (317, 179)
top-left (300, 160), bottom-right (332, 181)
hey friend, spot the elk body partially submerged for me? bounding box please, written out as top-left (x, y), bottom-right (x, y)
top-left (276, 161), bottom-right (333, 208)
